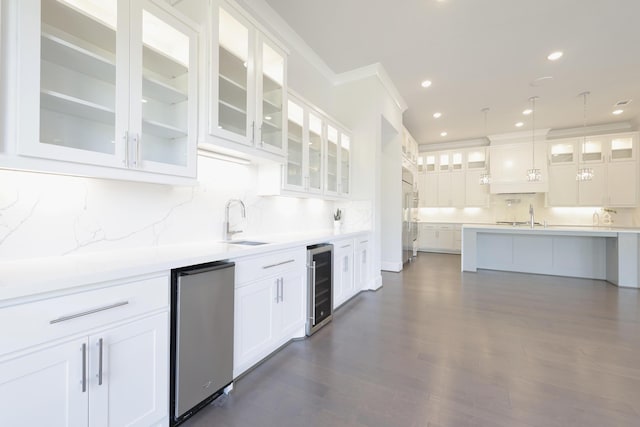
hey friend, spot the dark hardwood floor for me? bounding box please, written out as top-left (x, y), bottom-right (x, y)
top-left (183, 253), bottom-right (640, 427)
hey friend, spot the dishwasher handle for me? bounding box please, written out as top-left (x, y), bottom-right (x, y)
top-left (175, 261), bottom-right (235, 277)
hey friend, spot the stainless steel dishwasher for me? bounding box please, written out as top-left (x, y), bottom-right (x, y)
top-left (170, 261), bottom-right (235, 426)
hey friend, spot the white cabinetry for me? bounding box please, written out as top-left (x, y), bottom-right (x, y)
top-left (12, 0), bottom-right (198, 182)
top-left (332, 238), bottom-right (354, 309)
top-left (355, 237), bottom-right (371, 292)
top-left (325, 123), bottom-right (351, 198)
top-left (547, 133), bottom-right (638, 207)
top-left (205, 2), bottom-right (287, 160)
top-left (418, 223), bottom-right (461, 253)
top-left (0, 274), bottom-right (170, 427)
top-left (233, 248), bottom-right (306, 377)
top-left (465, 148), bottom-right (490, 207)
top-left (489, 139), bottom-right (548, 194)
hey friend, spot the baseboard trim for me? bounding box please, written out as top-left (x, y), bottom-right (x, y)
top-left (381, 261), bottom-right (402, 272)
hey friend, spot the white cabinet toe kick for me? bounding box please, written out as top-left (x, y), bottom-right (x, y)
top-left (461, 225), bottom-right (640, 288)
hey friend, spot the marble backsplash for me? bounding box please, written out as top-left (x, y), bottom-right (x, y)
top-left (0, 156), bottom-right (355, 261)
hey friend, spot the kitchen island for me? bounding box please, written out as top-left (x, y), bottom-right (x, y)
top-left (461, 224), bottom-right (640, 288)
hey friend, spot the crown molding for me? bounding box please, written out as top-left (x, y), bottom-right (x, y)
top-left (546, 121), bottom-right (634, 139)
top-left (334, 63), bottom-right (408, 113)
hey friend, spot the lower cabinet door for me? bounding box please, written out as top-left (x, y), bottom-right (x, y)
top-left (89, 313), bottom-right (169, 427)
top-left (234, 278), bottom-right (276, 377)
top-left (277, 269), bottom-right (305, 341)
top-left (0, 338), bottom-right (89, 427)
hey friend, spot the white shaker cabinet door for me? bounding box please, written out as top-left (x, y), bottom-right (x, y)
top-left (0, 338), bottom-right (88, 427)
top-left (277, 268), bottom-right (306, 342)
top-left (89, 313), bottom-right (169, 427)
top-left (234, 278), bottom-right (276, 377)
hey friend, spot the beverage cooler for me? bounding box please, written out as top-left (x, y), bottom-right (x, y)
top-left (306, 244), bottom-right (333, 336)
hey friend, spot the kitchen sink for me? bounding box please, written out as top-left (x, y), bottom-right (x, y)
top-left (227, 240), bottom-right (269, 246)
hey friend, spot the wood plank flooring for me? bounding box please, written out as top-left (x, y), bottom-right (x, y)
top-left (183, 253), bottom-right (640, 427)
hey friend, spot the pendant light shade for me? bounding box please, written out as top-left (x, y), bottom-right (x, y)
top-left (526, 96), bottom-right (542, 182)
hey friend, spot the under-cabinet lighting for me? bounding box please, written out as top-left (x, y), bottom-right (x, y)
top-left (197, 149), bottom-right (251, 165)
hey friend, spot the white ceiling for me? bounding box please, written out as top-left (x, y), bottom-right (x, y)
top-left (262, 0), bottom-right (640, 145)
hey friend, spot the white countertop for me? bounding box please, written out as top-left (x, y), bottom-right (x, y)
top-left (461, 223), bottom-right (640, 237)
top-left (0, 229), bottom-right (370, 304)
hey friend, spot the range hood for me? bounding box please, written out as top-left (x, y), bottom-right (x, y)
top-left (488, 131), bottom-right (549, 194)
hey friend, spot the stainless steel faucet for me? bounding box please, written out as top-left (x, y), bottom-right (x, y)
top-left (529, 204), bottom-right (535, 228)
top-left (224, 199), bottom-right (246, 241)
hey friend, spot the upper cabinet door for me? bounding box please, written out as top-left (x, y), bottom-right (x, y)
top-left (284, 98), bottom-right (304, 190)
top-left (340, 133), bottom-right (350, 196)
top-left (19, 0), bottom-right (125, 168)
top-left (257, 38), bottom-right (286, 155)
top-left (307, 112), bottom-right (324, 194)
top-left (213, 6), bottom-right (253, 145)
top-left (210, 4), bottom-right (287, 156)
top-left (608, 135), bottom-right (635, 162)
top-left (325, 124), bottom-right (339, 195)
top-left (130, 0), bottom-right (198, 177)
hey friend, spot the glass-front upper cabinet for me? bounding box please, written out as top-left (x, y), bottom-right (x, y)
top-left (549, 141), bottom-right (576, 164)
top-left (16, 0), bottom-right (198, 179)
top-left (340, 134), bottom-right (350, 196)
top-left (326, 124), bottom-right (339, 195)
top-left (580, 138), bottom-right (604, 163)
top-left (136, 1), bottom-right (198, 175)
top-left (424, 154), bottom-right (436, 173)
top-left (285, 99), bottom-right (303, 189)
top-left (211, 4), bottom-right (287, 156)
top-left (466, 148), bottom-right (487, 169)
top-left (609, 136), bottom-right (635, 161)
top-left (307, 112), bottom-right (323, 193)
top-left (216, 7), bottom-right (251, 141)
top-left (283, 96), bottom-right (323, 194)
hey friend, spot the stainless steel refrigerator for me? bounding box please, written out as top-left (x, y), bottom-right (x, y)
top-left (402, 167), bottom-right (416, 264)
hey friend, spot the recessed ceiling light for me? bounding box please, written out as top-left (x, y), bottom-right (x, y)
top-left (547, 51), bottom-right (563, 61)
top-left (612, 109), bottom-right (624, 115)
top-left (522, 109), bottom-right (532, 115)
top-left (433, 112), bottom-right (442, 118)
top-left (515, 122), bottom-right (524, 127)
top-left (421, 80), bottom-right (432, 88)
top-left (440, 131), bottom-right (447, 137)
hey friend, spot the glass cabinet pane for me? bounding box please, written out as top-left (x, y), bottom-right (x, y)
top-left (286, 100), bottom-right (303, 187)
top-left (425, 155), bottom-right (436, 172)
top-left (260, 42), bottom-right (284, 150)
top-left (417, 156), bottom-right (425, 173)
top-left (308, 113), bottom-right (323, 191)
top-left (40, 0), bottom-right (117, 155)
top-left (340, 134), bottom-right (350, 194)
top-left (452, 152), bottom-right (463, 170)
top-left (439, 153), bottom-right (450, 171)
top-left (218, 8), bottom-right (249, 137)
top-left (327, 125), bottom-right (338, 193)
top-left (581, 139), bottom-right (603, 162)
top-left (550, 143), bottom-right (574, 163)
top-left (611, 137), bottom-right (633, 160)
top-left (140, 8), bottom-right (190, 166)
top-left (467, 149), bottom-right (486, 169)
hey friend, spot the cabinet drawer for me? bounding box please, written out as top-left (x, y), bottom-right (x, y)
top-left (234, 248), bottom-right (305, 286)
top-left (0, 274), bottom-right (169, 356)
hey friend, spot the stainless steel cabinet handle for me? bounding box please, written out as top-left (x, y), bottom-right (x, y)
top-left (274, 278), bottom-right (279, 302)
top-left (360, 240), bottom-right (368, 244)
top-left (251, 121), bottom-right (255, 144)
top-left (81, 343), bottom-right (87, 393)
top-left (97, 338), bottom-right (103, 386)
top-left (50, 301), bottom-right (129, 324)
top-left (263, 259), bottom-right (295, 269)
top-left (363, 250), bottom-right (367, 264)
top-left (340, 244), bottom-right (350, 249)
top-left (136, 133), bottom-right (141, 167)
top-left (279, 278), bottom-right (284, 303)
top-left (344, 256), bottom-right (348, 272)
top-left (310, 261), bottom-right (316, 324)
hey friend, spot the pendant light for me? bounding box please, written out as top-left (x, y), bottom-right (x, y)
top-left (576, 91), bottom-right (594, 181)
top-left (479, 107), bottom-right (491, 185)
top-left (526, 96), bottom-right (542, 182)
